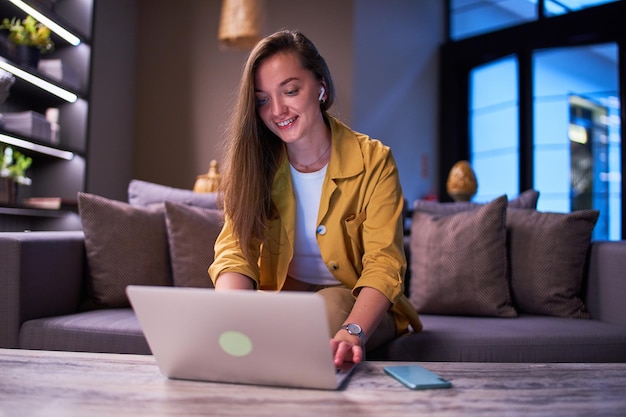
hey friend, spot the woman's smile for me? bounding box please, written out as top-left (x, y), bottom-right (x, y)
top-left (277, 116), bottom-right (298, 128)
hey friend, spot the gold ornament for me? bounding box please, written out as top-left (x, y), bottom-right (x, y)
top-left (446, 160), bottom-right (477, 202)
top-left (194, 160), bottom-right (221, 193)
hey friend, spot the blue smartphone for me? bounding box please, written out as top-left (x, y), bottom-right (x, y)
top-left (384, 365), bottom-right (452, 390)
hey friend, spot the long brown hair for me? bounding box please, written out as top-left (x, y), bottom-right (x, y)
top-left (220, 30), bottom-right (335, 262)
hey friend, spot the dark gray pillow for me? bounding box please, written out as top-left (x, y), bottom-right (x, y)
top-left (164, 201), bottom-right (224, 288)
top-left (506, 208), bottom-right (599, 318)
top-left (412, 189), bottom-right (539, 215)
top-left (409, 195), bottom-right (517, 317)
top-left (78, 192), bottom-right (172, 309)
top-left (128, 179), bottom-right (219, 209)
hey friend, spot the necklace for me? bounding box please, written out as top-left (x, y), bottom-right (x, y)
top-left (289, 142), bottom-right (331, 171)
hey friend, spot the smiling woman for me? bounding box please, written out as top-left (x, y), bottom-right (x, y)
top-left (209, 29), bottom-right (422, 369)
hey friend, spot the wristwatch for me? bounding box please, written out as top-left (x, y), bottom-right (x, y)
top-left (341, 323), bottom-right (365, 345)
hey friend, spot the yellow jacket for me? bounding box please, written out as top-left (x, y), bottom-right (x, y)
top-left (209, 117), bottom-right (422, 334)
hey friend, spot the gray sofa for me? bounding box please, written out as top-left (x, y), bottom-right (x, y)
top-left (371, 237), bottom-right (626, 362)
top-left (2, 229), bottom-right (626, 362)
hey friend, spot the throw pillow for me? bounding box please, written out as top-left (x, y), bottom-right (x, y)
top-left (409, 195), bottom-right (517, 317)
top-left (128, 179), bottom-right (219, 209)
top-left (506, 208), bottom-right (599, 318)
top-left (412, 189), bottom-right (539, 215)
top-left (164, 201), bottom-right (224, 288)
top-left (78, 192), bottom-right (172, 309)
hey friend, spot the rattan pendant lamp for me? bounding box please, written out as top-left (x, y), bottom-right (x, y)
top-left (218, 0), bottom-right (261, 50)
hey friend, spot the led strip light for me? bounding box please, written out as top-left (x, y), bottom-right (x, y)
top-left (7, 0), bottom-right (81, 46)
top-left (0, 60), bottom-right (77, 102)
top-left (0, 134), bottom-right (74, 160)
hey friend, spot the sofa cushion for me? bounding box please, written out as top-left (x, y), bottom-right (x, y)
top-left (19, 308), bottom-right (150, 354)
top-left (409, 195), bottom-right (516, 317)
top-left (78, 193), bottom-right (172, 309)
top-left (128, 179), bottom-right (219, 209)
top-left (506, 208), bottom-right (599, 318)
top-left (164, 201), bottom-right (223, 288)
top-left (412, 189), bottom-right (539, 215)
top-left (369, 314), bottom-right (626, 362)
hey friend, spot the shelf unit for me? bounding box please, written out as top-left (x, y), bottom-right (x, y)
top-left (0, 0), bottom-right (92, 231)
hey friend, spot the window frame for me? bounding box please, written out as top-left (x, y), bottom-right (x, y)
top-left (440, 0), bottom-right (625, 237)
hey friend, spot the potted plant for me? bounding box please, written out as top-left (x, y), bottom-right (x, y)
top-left (0, 145), bottom-right (32, 205)
top-left (0, 15), bottom-right (54, 67)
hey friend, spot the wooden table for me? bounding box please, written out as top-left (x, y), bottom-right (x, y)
top-left (1, 349), bottom-right (625, 416)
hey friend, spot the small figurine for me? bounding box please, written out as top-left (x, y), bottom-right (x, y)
top-left (446, 160), bottom-right (477, 202)
top-left (194, 159), bottom-right (221, 193)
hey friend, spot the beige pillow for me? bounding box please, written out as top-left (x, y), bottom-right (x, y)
top-left (409, 195), bottom-right (517, 317)
top-left (164, 201), bottom-right (224, 288)
top-left (78, 192), bottom-right (172, 309)
top-left (506, 208), bottom-right (599, 318)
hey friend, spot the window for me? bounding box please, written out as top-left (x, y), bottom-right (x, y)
top-left (451, 0), bottom-right (536, 40)
top-left (533, 44), bottom-right (620, 239)
top-left (450, 0), bottom-right (620, 40)
top-left (470, 56), bottom-right (520, 202)
top-left (441, 1), bottom-right (624, 239)
top-left (544, 0), bottom-right (618, 16)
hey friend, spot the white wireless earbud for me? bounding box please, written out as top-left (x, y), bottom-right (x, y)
top-left (318, 87), bottom-right (325, 101)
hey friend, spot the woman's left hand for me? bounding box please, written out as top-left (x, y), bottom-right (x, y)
top-left (330, 333), bottom-right (364, 366)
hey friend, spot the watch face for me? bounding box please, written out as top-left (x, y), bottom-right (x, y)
top-left (346, 323), bottom-right (362, 335)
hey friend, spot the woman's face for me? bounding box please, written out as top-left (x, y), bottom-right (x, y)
top-left (254, 52), bottom-right (325, 145)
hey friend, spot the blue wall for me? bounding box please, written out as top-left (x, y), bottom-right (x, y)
top-left (352, 1), bottom-right (444, 204)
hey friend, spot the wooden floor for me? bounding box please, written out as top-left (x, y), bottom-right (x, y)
top-left (1, 349), bottom-right (625, 416)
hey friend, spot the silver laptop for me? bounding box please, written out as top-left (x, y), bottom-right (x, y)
top-left (126, 285), bottom-right (357, 390)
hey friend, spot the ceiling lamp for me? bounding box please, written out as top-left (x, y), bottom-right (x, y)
top-left (218, 0), bottom-right (261, 50)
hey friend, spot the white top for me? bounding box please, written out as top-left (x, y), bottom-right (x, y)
top-left (287, 164), bottom-right (339, 286)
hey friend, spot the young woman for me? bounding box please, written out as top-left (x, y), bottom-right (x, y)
top-left (209, 30), bottom-right (421, 366)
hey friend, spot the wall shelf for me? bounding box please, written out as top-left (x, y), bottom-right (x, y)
top-left (0, 0), bottom-right (92, 231)
top-left (0, 204), bottom-right (74, 217)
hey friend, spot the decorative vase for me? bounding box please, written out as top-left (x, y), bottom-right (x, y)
top-left (0, 176), bottom-right (18, 205)
top-left (194, 160), bottom-right (221, 193)
top-left (14, 45), bottom-right (40, 69)
top-left (446, 160), bottom-right (478, 202)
